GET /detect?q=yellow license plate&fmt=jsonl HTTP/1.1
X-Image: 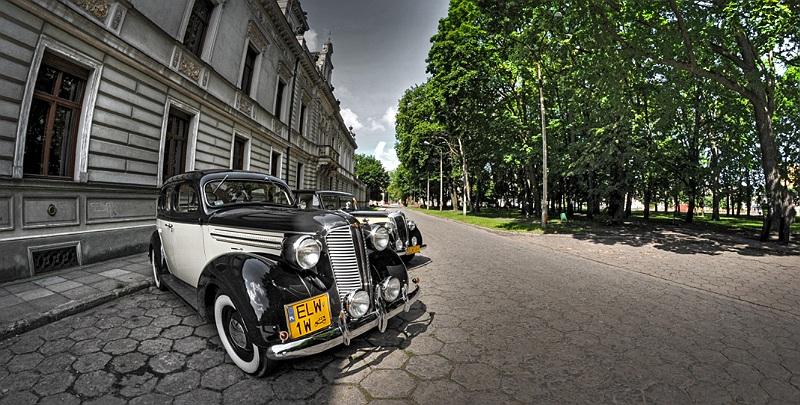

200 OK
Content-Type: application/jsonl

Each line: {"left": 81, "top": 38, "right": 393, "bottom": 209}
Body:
{"left": 284, "top": 293, "right": 331, "bottom": 339}
{"left": 406, "top": 245, "right": 421, "bottom": 254}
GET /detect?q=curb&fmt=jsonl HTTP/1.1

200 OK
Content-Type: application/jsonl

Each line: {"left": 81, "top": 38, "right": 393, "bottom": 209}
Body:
{"left": 0, "top": 279, "right": 154, "bottom": 340}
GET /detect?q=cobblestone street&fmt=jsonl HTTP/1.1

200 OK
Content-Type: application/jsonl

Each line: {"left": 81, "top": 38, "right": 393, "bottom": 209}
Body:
{"left": 1, "top": 210, "right": 799, "bottom": 404}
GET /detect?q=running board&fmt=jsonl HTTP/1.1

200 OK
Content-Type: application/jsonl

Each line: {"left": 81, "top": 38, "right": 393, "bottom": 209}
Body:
{"left": 161, "top": 274, "right": 200, "bottom": 311}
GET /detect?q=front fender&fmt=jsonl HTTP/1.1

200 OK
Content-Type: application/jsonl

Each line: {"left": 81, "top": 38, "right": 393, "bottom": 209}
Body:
{"left": 409, "top": 228, "right": 423, "bottom": 247}
{"left": 368, "top": 248, "right": 409, "bottom": 286}
{"left": 197, "top": 253, "right": 330, "bottom": 346}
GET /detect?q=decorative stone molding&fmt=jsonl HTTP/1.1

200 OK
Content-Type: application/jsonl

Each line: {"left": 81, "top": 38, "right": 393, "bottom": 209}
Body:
{"left": 236, "top": 93, "right": 254, "bottom": 118}
{"left": 108, "top": 3, "right": 126, "bottom": 33}
{"left": 169, "top": 47, "right": 207, "bottom": 87}
{"left": 179, "top": 57, "right": 202, "bottom": 82}
{"left": 247, "top": 21, "right": 269, "bottom": 52}
{"left": 71, "top": 0, "right": 111, "bottom": 20}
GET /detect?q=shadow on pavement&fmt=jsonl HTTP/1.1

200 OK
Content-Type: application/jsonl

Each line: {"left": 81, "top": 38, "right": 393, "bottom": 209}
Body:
{"left": 571, "top": 225, "right": 799, "bottom": 257}
{"left": 405, "top": 255, "right": 432, "bottom": 270}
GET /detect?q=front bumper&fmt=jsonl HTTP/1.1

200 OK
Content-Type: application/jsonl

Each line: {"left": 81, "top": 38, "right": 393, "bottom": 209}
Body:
{"left": 265, "top": 283, "right": 421, "bottom": 360}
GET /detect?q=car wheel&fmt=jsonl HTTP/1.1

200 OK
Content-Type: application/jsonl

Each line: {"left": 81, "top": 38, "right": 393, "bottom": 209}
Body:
{"left": 401, "top": 254, "right": 415, "bottom": 264}
{"left": 150, "top": 249, "right": 167, "bottom": 291}
{"left": 214, "top": 293, "right": 271, "bottom": 376}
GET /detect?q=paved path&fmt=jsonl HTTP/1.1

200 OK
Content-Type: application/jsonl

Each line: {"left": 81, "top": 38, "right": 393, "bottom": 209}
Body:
{"left": 0, "top": 255, "right": 152, "bottom": 337}
{"left": 1, "top": 211, "right": 799, "bottom": 404}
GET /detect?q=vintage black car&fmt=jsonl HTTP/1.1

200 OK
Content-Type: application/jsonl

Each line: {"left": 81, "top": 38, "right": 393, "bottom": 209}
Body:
{"left": 294, "top": 190, "right": 423, "bottom": 263}
{"left": 150, "top": 170, "right": 420, "bottom": 375}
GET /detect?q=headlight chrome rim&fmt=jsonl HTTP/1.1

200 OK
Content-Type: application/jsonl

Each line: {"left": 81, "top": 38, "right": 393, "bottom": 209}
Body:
{"left": 379, "top": 277, "right": 402, "bottom": 302}
{"left": 370, "top": 225, "right": 390, "bottom": 251}
{"left": 346, "top": 290, "right": 370, "bottom": 318}
{"left": 407, "top": 220, "right": 416, "bottom": 231}
{"left": 293, "top": 236, "right": 321, "bottom": 270}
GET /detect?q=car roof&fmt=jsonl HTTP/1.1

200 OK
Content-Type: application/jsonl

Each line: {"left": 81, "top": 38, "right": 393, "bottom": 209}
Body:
{"left": 315, "top": 190, "right": 354, "bottom": 196}
{"left": 163, "top": 170, "right": 286, "bottom": 187}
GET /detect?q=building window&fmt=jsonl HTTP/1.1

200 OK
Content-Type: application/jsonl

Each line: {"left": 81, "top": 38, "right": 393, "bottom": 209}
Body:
{"left": 275, "top": 79, "right": 286, "bottom": 121}
{"left": 240, "top": 45, "right": 258, "bottom": 95}
{"left": 296, "top": 162, "right": 304, "bottom": 189}
{"left": 183, "top": 0, "right": 214, "bottom": 58}
{"left": 23, "top": 54, "right": 88, "bottom": 177}
{"left": 270, "top": 150, "right": 282, "bottom": 178}
{"left": 162, "top": 109, "right": 191, "bottom": 182}
{"left": 298, "top": 103, "right": 307, "bottom": 135}
{"left": 232, "top": 136, "right": 248, "bottom": 170}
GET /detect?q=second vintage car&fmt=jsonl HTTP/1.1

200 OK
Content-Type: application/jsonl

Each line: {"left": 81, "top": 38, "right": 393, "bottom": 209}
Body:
{"left": 150, "top": 170, "right": 420, "bottom": 375}
{"left": 294, "top": 190, "right": 424, "bottom": 263}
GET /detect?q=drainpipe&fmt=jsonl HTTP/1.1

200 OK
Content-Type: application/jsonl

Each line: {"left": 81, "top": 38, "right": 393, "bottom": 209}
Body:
{"left": 285, "top": 56, "right": 300, "bottom": 184}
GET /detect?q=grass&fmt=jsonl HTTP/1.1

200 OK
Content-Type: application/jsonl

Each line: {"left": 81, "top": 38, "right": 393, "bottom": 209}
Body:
{"left": 409, "top": 207, "right": 799, "bottom": 237}
{"left": 408, "top": 207, "right": 589, "bottom": 234}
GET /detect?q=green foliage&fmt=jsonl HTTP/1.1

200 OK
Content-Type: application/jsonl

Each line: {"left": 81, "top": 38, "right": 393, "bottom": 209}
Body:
{"left": 393, "top": 0, "right": 799, "bottom": 235}
{"left": 354, "top": 154, "right": 389, "bottom": 201}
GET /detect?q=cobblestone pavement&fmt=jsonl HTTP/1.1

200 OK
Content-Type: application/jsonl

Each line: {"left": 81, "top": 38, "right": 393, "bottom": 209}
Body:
{"left": 1, "top": 211, "right": 799, "bottom": 404}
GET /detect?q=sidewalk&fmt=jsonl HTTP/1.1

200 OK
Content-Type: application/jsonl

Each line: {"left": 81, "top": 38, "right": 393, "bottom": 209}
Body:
{"left": 0, "top": 253, "right": 153, "bottom": 339}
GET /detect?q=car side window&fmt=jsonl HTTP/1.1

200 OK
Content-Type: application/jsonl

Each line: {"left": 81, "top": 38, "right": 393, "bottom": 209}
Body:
{"left": 176, "top": 183, "right": 198, "bottom": 213}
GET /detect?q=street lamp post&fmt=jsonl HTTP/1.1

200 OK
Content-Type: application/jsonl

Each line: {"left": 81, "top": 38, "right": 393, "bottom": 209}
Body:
{"left": 538, "top": 63, "right": 548, "bottom": 227}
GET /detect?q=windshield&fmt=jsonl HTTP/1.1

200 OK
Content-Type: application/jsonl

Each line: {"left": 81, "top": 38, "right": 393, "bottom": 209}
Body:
{"left": 204, "top": 179, "right": 293, "bottom": 208}
{"left": 320, "top": 194, "right": 358, "bottom": 211}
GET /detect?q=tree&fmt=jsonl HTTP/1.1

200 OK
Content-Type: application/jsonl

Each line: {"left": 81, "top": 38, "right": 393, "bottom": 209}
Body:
{"left": 354, "top": 154, "right": 389, "bottom": 201}
{"left": 590, "top": 0, "right": 799, "bottom": 240}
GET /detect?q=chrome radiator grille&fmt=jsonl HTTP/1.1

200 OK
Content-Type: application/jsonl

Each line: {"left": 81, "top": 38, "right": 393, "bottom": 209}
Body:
{"left": 392, "top": 215, "right": 408, "bottom": 244}
{"left": 325, "top": 225, "right": 364, "bottom": 300}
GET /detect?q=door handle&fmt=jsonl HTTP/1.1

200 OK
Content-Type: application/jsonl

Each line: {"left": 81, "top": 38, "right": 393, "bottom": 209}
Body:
{"left": 164, "top": 223, "right": 174, "bottom": 229}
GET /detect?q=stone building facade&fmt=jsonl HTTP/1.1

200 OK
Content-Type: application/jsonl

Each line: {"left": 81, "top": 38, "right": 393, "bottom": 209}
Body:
{"left": 0, "top": 0, "right": 366, "bottom": 282}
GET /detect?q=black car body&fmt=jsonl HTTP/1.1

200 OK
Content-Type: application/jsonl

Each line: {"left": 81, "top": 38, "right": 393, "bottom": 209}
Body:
{"left": 150, "top": 171, "right": 420, "bottom": 375}
{"left": 294, "top": 190, "right": 424, "bottom": 262}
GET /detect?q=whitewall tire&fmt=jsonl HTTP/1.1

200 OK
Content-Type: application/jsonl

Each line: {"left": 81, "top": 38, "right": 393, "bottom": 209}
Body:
{"left": 214, "top": 293, "right": 269, "bottom": 375}
{"left": 151, "top": 250, "right": 167, "bottom": 291}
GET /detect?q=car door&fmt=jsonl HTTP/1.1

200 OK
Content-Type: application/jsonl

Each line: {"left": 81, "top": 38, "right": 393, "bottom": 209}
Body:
{"left": 170, "top": 182, "right": 207, "bottom": 287}
{"left": 157, "top": 185, "right": 179, "bottom": 274}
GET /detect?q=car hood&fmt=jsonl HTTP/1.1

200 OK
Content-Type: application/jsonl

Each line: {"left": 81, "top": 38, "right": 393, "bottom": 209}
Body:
{"left": 206, "top": 206, "right": 355, "bottom": 234}
{"left": 349, "top": 210, "right": 389, "bottom": 218}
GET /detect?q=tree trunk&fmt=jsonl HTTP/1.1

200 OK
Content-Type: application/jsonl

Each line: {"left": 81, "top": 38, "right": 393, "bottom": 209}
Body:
{"left": 674, "top": 194, "right": 680, "bottom": 216}
{"left": 686, "top": 190, "right": 696, "bottom": 223}
{"left": 751, "top": 96, "right": 793, "bottom": 243}
{"left": 726, "top": 193, "right": 731, "bottom": 216}
{"left": 625, "top": 192, "right": 633, "bottom": 218}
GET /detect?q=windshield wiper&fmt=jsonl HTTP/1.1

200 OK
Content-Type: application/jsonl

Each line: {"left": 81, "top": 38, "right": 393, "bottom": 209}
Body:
{"left": 212, "top": 175, "right": 228, "bottom": 194}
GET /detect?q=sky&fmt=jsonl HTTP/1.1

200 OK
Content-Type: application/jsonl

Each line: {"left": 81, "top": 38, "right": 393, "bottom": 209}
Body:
{"left": 302, "top": 0, "right": 450, "bottom": 171}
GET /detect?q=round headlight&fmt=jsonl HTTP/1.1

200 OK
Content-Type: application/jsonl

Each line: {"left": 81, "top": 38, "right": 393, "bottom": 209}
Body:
{"left": 346, "top": 290, "right": 370, "bottom": 318}
{"left": 294, "top": 236, "right": 321, "bottom": 269}
{"left": 407, "top": 220, "right": 416, "bottom": 231}
{"left": 395, "top": 239, "right": 403, "bottom": 251}
{"left": 380, "top": 277, "right": 401, "bottom": 302}
{"left": 411, "top": 236, "right": 418, "bottom": 246}
{"left": 370, "top": 226, "right": 390, "bottom": 251}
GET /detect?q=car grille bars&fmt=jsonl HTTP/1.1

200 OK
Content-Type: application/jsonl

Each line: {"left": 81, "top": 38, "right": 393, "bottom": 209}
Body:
{"left": 325, "top": 225, "right": 365, "bottom": 300}
{"left": 392, "top": 215, "right": 408, "bottom": 245}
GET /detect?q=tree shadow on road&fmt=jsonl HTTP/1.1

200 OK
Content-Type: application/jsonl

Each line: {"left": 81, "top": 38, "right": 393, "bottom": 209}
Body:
{"left": 570, "top": 224, "right": 799, "bottom": 257}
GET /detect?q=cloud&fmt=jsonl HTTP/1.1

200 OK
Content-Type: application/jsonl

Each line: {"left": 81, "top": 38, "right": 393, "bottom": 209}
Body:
{"left": 374, "top": 141, "right": 400, "bottom": 171}
{"left": 382, "top": 105, "right": 398, "bottom": 129}
{"left": 304, "top": 29, "right": 318, "bottom": 51}
{"left": 339, "top": 108, "right": 363, "bottom": 131}
{"left": 367, "top": 118, "right": 386, "bottom": 132}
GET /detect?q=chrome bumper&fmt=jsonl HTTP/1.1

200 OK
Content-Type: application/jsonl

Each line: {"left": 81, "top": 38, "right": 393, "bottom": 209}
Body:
{"left": 265, "top": 283, "right": 421, "bottom": 360}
